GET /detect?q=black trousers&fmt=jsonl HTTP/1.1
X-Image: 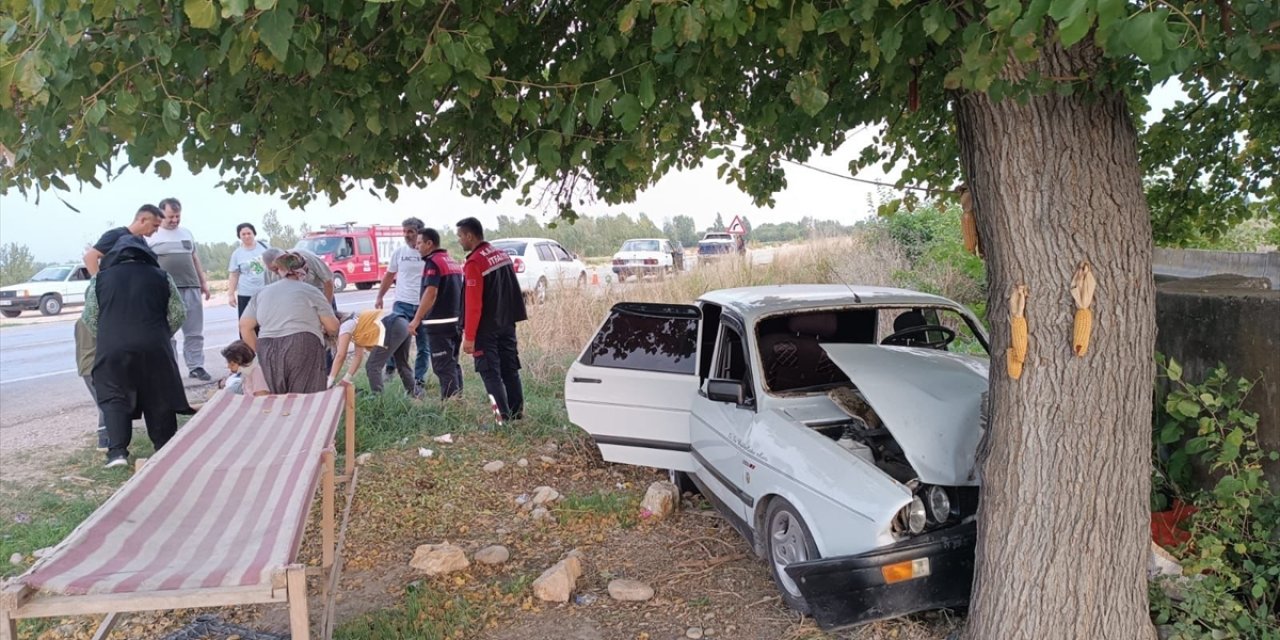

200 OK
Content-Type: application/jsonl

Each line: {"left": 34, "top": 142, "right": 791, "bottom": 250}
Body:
{"left": 473, "top": 326, "right": 522, "bottom": 420}
{"left": 104, "top": 401, "right": 177, "bottom": 459}
{"left": 428, "top": 330, "right": 464, "bottom": 400}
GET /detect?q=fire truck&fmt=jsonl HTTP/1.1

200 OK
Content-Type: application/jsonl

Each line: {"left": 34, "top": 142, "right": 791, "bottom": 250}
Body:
{"left": 295, "top": 223, "right": 404, "bottom": 291}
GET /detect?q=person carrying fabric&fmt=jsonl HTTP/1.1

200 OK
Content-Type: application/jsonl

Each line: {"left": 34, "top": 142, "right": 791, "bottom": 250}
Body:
{"left": 82, "top": 236, "right": 192, "bottom": 467}
{"left": 238, "top": 252, "right": 339, "bottom": 394}
{"left": 456, "top": 217, "right": 528, "bottom": 421}
{"left": 408, "top": 228, "right": 464, "bottom": 400}
{"left": 328, "top": 310, "right": 417, "bottom": 396}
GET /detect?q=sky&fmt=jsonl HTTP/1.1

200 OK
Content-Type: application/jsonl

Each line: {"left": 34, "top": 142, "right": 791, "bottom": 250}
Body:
{"left": 0, "top": 86, "right": 1186, "bottom": 264}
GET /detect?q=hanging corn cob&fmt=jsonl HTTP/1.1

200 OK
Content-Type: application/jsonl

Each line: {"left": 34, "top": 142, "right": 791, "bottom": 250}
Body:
{"left": 1070, "top": 262, "right": 1096, "bottom": 356}
{"left": 1008, "top": 284, "right": 1029, "bottom": 373}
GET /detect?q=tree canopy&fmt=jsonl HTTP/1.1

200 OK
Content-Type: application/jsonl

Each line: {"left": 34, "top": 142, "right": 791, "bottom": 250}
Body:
{"left": 1, "top": 0, "right": 1275, "bottom": 241}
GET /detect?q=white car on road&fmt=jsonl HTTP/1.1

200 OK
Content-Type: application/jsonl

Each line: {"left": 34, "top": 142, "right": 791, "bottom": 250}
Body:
{"left": 611, "top": 238, "right": 680, "bottom": 280}
{"left": 0, "top": 265, "right": 92, "bottom": 317}
{"left": 565, "top": 284, "right": 990, "bottom": 628}
{"left": 490, "top": 238, "right": 588, "bottom": 303}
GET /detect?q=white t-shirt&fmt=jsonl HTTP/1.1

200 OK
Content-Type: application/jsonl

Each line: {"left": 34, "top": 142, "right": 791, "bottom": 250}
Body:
{"left": 387, "top": 245, "right": 424, "bottom": 305}
{"left": 147, "top": 227, "right": 201, "bottom": 288}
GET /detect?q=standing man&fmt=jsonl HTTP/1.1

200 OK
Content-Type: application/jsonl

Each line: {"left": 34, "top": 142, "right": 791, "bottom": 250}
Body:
{"left": 456, "top": 217, "right": 528, "bottom": 421}
{"left": 149, "top": 197, "right": 212, "bottom": 381}
{"left": 375, "top": 217, "right": 430, "bottom": 390}
{"left": 408, "top": 228, "right": 464, "bottom": 400}
{"left": 83, "top": 205, "right": 164, "bottom": 275}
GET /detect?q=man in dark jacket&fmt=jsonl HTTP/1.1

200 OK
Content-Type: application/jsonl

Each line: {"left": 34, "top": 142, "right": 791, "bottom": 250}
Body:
{"left": 456, "top": 217, "right": 528, "bottom": 420}
{"left": 409, "top": 228, "right": 465, "bottom": 400}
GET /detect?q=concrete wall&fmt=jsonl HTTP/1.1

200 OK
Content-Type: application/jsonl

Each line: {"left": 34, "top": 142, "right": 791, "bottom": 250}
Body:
{"left": 1155, "top": 275, "right": 1280, "bottom": 486}
{"left": 1154, "top": 248, "right": 1280, "bottom": 288}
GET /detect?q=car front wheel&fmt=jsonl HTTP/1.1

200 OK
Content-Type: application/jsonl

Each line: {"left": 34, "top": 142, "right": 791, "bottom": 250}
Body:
{"left": 764, "top": 497, "right": 819, "bottom": 614}
{"left": 39, "top": 294, "right": 63, "bottom": 316}
{"left": 1, "top": 309, "right": 20, "bottom": 318}
{"left": 533, "top": 277, "right": 548, "bottom": 304}
{"left": 333, "top": 272, "right": 347, "bottom": 293}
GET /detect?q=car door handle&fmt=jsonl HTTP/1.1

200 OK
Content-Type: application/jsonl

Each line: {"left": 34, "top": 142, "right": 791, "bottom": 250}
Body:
{"left": 572, "top": 377, "right": 602, "bottom": 384}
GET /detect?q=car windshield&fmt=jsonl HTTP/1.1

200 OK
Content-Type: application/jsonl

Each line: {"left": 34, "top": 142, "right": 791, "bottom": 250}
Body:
{"left": 30, "top": 267, "right": 71, "bottom": 282}
{"left": 297, "top": 237, "right": 343, "bottom": 256}
{"left": 492, "top": 241, "right": 527, "bottom": 256}
{"left": 756, "top": 306, "right": 988, "bottom": 394}
{"left": 621, "top": 240, "right": 661, "bottom": 252}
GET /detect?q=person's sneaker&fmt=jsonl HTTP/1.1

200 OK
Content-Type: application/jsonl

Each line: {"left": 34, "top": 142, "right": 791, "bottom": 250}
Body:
{"left": 189, "top": 367, "right": 212, "bottom": 381}
{"left": 104, "top": 455, "right": 128, "bottom": 468}
{"left": 96, "top": 428, "right": 108, "bottom": 451}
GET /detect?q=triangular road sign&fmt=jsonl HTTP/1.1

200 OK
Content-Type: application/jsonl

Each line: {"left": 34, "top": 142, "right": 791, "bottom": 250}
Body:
{"left": 727, "top": 215, "right": 746, "bottom": 235}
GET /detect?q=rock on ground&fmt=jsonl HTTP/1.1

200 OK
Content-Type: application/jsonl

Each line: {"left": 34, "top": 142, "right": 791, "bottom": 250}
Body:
{"left": 484, "top": 460, "right": 506, "bottom": 473}
{"left": 640, "top": 481, "right": 680, "bottom": 521}
{"left": 517, "top": 458, "right": 529, "bottom": 467}
{"left": 1148, "top": 541, "right": 1181, "bottom": 579}
{"left": 607, "top": 578, "right": 654, "bottom": 602}
{"left": 475, "top": 545, "right": 511, "bottom": 565}
{"left": 531, "top": 486, "right": 561, "bottom": 506}
{"left": 355, "top": 452, "right": 373, "bottom": 465}
{"left": 686, "top": 627, "right": 704, "bottom": 639}
{"left": 8, "top": 552, "right": 23, "bottom": 565}
{"left": 532, "top": 552, "right": 584, "bottom": 602}
{"left": 530, "top": 507, "right": 554, "bottom": 522}
{"left": 409, "top": 543, "right": 470, "bottom": 576}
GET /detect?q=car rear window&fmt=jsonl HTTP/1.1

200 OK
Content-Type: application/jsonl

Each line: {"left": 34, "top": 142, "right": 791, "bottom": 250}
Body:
{"left": 580, "top": 304, "right": 699, "bottom": 375}
{"left": 621, "top": 240, "right": 661, "bottom": 252}
{"left": 492, "top": 241, "right": 526, "bottom": 256}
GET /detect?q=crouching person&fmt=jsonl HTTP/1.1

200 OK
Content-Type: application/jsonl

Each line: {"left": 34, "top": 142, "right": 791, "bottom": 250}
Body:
{"left": 329, "top": 310, "right": 418, "bottom": 396}
{"left": 409, "top": 228, "right": 465, "bottom": 400}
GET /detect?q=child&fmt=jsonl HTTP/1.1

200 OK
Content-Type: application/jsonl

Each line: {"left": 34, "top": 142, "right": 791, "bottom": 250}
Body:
{"left": 221, "top": 340, "right": 268, "bottom": 396}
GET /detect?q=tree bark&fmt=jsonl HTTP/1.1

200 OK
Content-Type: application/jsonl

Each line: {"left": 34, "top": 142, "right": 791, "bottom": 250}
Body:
{"left": 956, "top": 41, "right": 1157, "bottom": 640}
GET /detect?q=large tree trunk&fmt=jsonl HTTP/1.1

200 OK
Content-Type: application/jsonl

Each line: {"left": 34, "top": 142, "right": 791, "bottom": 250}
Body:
{"left": 955, "top": 41, "right": 1157, "bottom": 640}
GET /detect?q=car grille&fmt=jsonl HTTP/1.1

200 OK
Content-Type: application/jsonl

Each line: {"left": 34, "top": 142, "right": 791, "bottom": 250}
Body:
{"left": 0, "top": 291, "right": 15, "bottom": 298}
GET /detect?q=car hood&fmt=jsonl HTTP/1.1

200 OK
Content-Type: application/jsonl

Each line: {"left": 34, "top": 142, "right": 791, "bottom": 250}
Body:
{"left": 820, "top": 344, "right": 988, "bottom": 486}
{"left": 0, "top": 282, "right": 37, "bottom": 292}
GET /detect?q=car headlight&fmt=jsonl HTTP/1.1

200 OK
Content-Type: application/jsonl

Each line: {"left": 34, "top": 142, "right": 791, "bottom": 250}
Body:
{"left": 925, "top": 486, "right": 952, "bottom": 523}
{"left": 904, "top": 496, "right": 927, "bottom": 534}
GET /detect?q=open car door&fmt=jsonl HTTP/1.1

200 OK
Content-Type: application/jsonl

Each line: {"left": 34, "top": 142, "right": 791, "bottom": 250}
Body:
{"left": 565, "top": 302, "right": 701, "bottom": 472}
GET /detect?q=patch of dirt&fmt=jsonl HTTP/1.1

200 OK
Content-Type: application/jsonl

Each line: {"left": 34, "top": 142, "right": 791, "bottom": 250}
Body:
{"left": 26, "top": 433, "right": 962, "bottom": 640}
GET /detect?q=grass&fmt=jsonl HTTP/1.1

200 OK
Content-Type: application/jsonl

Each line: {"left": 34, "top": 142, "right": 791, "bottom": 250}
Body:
{"left": 559, "top": 490, "right": 641, "bottom": 529}
{"left": 334, "top": 582, "right": 481, "bottom": 640}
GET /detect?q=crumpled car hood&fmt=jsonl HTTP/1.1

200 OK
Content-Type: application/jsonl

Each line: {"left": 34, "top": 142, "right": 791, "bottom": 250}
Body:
{"left": 820, "top": 344, "right": 988, "bottom": 486}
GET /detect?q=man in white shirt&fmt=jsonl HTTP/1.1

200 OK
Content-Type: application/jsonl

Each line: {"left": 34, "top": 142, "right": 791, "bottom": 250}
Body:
{"left": 148, "top": 198, "right": 212, "bottom": 381}
{"left": 375, "top": 217, "right": 429, "bottom": 387}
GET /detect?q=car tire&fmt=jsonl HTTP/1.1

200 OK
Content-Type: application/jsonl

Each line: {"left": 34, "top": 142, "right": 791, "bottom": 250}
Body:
{"left": 764, "top": 497, "right": 819, "bottom": 614}
{"left": 39, "top": 294, "right": 63, "bottom": 316}
{"left": 332, "top": 272, "right": 347, "bottom": 293}
{"left": 578, "top": 272, "right": 587, "bottom": 288}
{"left": 355, "top": 282, "right": 374, "bottom": 290}
{"left": 1, "top": 309, "right": 20, "bottom": 318}
{"left": 667, "top": 469, "right": 699, "bottom": 496}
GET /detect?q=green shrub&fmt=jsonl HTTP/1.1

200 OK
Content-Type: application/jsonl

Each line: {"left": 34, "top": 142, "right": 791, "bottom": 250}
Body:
{"left": 1150, "top": 357, "right": 1280, "bottom": 639}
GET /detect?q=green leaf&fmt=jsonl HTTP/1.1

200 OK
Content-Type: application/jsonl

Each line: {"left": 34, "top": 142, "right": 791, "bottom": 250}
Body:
{"left": 638, "top": 68, "right": 655, "bottom": 109}
{"left": 586, "top": 93, "right": 605, "bottom": 127}
{"left": 304, "top": 48, "right": 324, "bottom": 77}
{"left": 254, "top": 0, "right": 276, "bottom": 9}
{"left": 92, "top": 0, "right": 115, "bottom": 20}
{"left": 1095, "top": 0, "right": 1125, "bottom": 31}
{"left": 618, "top": 1, "right": 638, "bottom": 34}
{"left": 1167, "top": 359, "right": 1183, "bottom": 381}
{"left": 1122, "top": 11, "right": 1166, "bottom": 64}
{"left": 816, "top": 9, "right": 849, "bottom": 35}
{"left": 537, "top": 132, "right": 561, "bottom": 170}
{"left": 184, "top": 0, "right": 218, "bottom": 29}
{"left": 880, "top": 25, "right": 903, "bottom": 63}
{"left": 1048, "top": 0, "right": 1088, "bottom": 22}
{"left": 612, "top": 94, "right": 642, "bottom": 132}
{"left": 1057, "top": 8, "right": 1094, "bottom": 47}
{"left": 258, "top": 4, "right": 297, "bottom": 61}
{"left": 366, "top": 112, "right": 382, "bottom": 135}
{"left": 221, "top": 0, "right": 249, "bottom": 18}
{"left": 85, "top": 99, "right": 108, "bottom": 126}
{"left": 155, "top": 159, "right": 172, "bottom": 178}
{"left": 652, "top": 24, "right": 674, "bottom": 50}
{"left": 1175, "top": 399, "right": 1201, "bottom": 419}
{"left": 493, "top": 96, "right": 518, "bottom": 125}
{"left": 196, "top": 111, "right": 214, "bottom": 139}
{"left": 49, "top": 175, "right": 69, "bottom": 191}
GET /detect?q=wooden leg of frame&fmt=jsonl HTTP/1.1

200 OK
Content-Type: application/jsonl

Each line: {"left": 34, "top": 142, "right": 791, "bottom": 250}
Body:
{"left": 1, "top": 611, "right": 16, "bottom": 640}
{"left": 286, "top": 565, "right": 309, "bottom": 640}
{"left": 321, "top": 450, "right": 336, "bottom": 582}
{"left": 344, "top": 384, "right": 356, "bottom": 478}
{"left": 90, "top": 612, "right": 122, "bottom": 640}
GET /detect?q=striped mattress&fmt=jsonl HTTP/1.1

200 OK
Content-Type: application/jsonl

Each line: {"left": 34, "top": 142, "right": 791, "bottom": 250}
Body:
{"left": 20, "top": 386, "right": 346, "bottom": 595}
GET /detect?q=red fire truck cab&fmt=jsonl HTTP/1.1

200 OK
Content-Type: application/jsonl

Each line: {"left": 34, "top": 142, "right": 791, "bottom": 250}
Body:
{"left": 296, "top": 223, "right": 404, "bottom": 292}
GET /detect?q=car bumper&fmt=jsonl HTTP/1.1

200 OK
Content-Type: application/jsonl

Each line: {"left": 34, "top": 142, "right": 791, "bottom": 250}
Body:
{"left": 0, "top": 297, "right": 40, "bottom": 310}
{"left": 784, "top": 520, "right": 976, "bottom": 629}
{"left": 612, "top": 266, "right": 664, "bottom": 276}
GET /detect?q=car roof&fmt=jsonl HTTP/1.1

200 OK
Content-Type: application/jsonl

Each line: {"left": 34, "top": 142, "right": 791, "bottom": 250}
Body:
{"left": 699, "top": 284, "right": 963, "bottom": 322}
{"left": 492, "top": 237, "right": 558, "bottom": 244}
{"left": 621, "top": 238, "right": 667, "bottom": 243}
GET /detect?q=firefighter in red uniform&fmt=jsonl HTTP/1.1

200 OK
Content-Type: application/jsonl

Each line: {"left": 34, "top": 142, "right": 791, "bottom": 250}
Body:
{"left": 408, "top": 228, "right": 465, "bottom": 400}
{"left": 456, "top": 217, "right": 528, "bottom": 420}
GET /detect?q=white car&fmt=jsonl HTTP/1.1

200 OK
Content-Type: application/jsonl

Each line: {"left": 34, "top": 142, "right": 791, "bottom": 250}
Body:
{"left": 565, "top": 284, "right": 990, "bottom": 628}
{"left": 490, "top": 237, "right": 588, "bottom": 303}
{"left": 0, "top": 264, "right": 92, "bottom": 317}
{"left": 611, "top": 238, "right": 680, "bottom": 280}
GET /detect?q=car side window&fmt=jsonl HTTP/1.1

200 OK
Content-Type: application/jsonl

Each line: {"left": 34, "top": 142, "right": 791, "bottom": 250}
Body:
{"left": 551, "top": 244, "right": 573, "bottom": 261}
{"left": 357, "top": 237, "right": 374, "bottom": 255}
{"left": 536, "top": 244, "right": 555, "bottom": 262}
{"left": 71, "top": 268, "right": 89, "bottom": 281}
{"left": 580, "top": 304, "right": 699, "bottom": 374}
{"left": 712, "top": 325, "right": 753, "bottom": 404}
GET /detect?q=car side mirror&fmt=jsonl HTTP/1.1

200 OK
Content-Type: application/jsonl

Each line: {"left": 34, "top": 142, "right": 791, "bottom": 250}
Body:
{"left": 706, "top": 379, "right": 746, "bottom": 405}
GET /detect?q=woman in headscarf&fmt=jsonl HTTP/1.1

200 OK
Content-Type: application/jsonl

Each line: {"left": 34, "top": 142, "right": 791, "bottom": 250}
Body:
{"left": 328, "top": 310, "right": 418, "bottom": 396}
{"left": 82, "top": 235, "right": 192, "bottom": 467}
{"left": 238, "top": 251, "right": 339, "bottom": 394}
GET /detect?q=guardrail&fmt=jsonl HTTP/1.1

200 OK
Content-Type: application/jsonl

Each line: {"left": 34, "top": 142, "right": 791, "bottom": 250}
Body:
{"left": 1153, "top": 248, "right": 1279, "bottom": 289}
